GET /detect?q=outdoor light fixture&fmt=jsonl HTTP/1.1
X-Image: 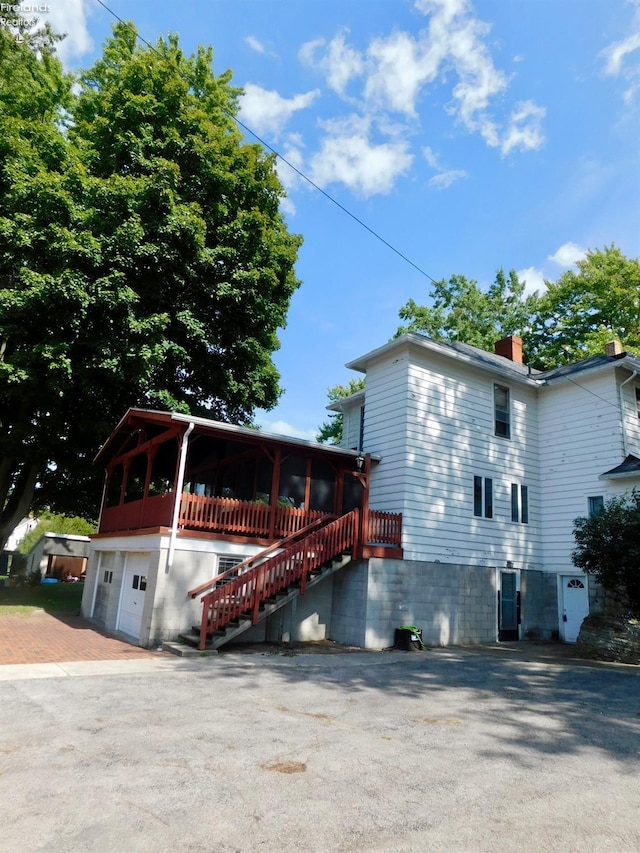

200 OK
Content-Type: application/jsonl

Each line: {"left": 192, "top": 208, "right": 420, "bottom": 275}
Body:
{"left": 355, "top": 453, "right": 365, "bottom": 471}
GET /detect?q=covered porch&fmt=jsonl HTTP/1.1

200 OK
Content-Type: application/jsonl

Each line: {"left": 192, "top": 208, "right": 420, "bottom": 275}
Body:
{"left": 94, "top": 409, "right": 402, "bottom": 556}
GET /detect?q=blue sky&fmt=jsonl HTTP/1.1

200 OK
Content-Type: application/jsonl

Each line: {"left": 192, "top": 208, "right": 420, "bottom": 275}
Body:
{"left": 39, "top": 0, "right": 640, "bottom": 438}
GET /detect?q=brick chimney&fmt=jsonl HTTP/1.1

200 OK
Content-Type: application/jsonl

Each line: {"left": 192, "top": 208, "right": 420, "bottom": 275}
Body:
{"left": 605, "top": 340, "right": 623, "bottom": 357}
{"left": 494, "top": 335, "right": 523, "bottom": 364}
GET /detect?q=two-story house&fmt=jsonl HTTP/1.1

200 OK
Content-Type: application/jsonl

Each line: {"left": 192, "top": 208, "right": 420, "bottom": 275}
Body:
{"left": 80, "top": 333, "right": 640, "bottom": 650}
{"left": 332, "top": 334, "right": 640, "bottom": 646}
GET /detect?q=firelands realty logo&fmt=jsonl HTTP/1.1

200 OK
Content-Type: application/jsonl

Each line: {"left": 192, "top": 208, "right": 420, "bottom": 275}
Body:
{"left": 1, "top": 4, "right": 51, "bottom": 33}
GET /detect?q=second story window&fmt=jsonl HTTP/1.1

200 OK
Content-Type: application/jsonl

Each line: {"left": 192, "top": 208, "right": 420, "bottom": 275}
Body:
{"left": 588, "top": 495, "right": 604, "bottom": 516}
{"left": 494, "top": 384, "right": 510, "bottom": 438}
{"left": 474, "top": 476, "right": 493, "bottom": 519}
{"left": 635, "top": 388, "right": 640, "bottom": 419}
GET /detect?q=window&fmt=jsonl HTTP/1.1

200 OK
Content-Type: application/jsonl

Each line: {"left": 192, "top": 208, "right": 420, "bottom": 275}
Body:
{"left": 358, "top": 405, "right": 365, "bottom": 451}
{"left": 103, "top": 570, "right": 113, "bottom": 584}
{"left": 511, "top": 484, "right": 529, "bottom": 524}
{"left": 636, "top": 388, "right": 640, "bottom": 419}
{"left": 474, "top": 476, "right": 493, "bottom": 518}
{"left": 588, "top": 495, "right": 604, "bottom": 516}
{"left": 494, "top": 384, "right": 510, "bottom": 438}
{"left": 218, "top": 555, "right": 248, "bottom": 574}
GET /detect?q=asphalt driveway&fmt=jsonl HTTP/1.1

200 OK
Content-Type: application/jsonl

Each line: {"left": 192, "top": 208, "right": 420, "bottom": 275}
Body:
{"left": 1, "top": 645, "right": 639, "bottom": 852}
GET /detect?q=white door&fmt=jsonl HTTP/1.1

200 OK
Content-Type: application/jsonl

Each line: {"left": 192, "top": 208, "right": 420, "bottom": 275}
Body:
{"left": 561, "top": 576, "right": 589, "bottom": 643}
{"left": 117, "top": 554, "right": 149, "bottom": 639}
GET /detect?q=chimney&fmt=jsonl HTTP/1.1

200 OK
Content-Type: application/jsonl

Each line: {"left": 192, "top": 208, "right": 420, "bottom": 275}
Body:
{"left": 494, "top": 335, "right": 523, "bottom": 364}
{"left": 605, "top": 340, "right": 623, "bottom": 357}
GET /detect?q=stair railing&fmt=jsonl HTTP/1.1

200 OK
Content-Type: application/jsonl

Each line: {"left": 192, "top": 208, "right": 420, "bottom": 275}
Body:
{"left": 197, "top": 508, "right": 360, "bottom": 650}
{"left": 187, "top": 515, "right": 333, "bottom": 600}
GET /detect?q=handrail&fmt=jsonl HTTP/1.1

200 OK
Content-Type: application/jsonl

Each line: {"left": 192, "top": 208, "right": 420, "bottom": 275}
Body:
{"left": 197, "top": 508, "right": 360, "bottom": 650}
{"left": 186, "top": 514, "right": 335, "bottom": 599}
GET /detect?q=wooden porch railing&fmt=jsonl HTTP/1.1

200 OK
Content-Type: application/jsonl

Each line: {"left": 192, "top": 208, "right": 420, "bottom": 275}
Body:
{"left": 179, "top": 494, "right": 328, "bottom": 539}
{"left": 198, "top": 508, "right": 360, "bottom": 650}
{"left": 367, "top": 510, "right": 402, "bottom": 546}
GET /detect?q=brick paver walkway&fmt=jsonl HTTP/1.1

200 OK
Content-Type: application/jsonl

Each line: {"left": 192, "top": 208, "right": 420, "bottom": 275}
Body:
{"left": 0, "top": 610, "right": 156, "bottom": 665}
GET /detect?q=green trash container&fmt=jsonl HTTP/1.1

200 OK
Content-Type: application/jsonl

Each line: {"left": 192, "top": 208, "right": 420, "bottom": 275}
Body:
{"left": 394, "top": 625, "right": 424, "bottom": 650}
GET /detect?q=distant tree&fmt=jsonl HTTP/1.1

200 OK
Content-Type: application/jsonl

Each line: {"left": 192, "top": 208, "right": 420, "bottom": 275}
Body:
{"left": 397, "top": 268, "right": 538, "bottom": 351}
{"left": 317, "top": 379, "right": 366, "bottom": 445}
{"left": 17, "top": 513, "right": 96, "bottom": 556}
{"left": 572, "top": 491, "right": 640, "bottom": 616}
{"left": 0, "top": 22, "right": 302, "bottom": 549}
{"left": 526, "top": 246, "right": 640, "bottom": 367}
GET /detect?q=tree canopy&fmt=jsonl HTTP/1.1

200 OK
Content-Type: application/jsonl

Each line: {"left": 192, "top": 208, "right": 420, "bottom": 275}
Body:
{"left": 396, "top": 247, "right": 640, "bottom": 368}
{"left": 573, "top": 491, "right": 640, "bottom": 616}
{"left": 0, "top": 22, "right": 302, "bottom": 548}
{"left": 16, "top": 513, "right": 96, "bottom": 556}
{"left": 397, "top": 268, "right": 538, "bottom": 352}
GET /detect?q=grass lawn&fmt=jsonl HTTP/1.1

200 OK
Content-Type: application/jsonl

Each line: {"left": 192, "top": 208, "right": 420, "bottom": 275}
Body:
{"left": 0, "top": 582, "right": 84, "bottom": 616}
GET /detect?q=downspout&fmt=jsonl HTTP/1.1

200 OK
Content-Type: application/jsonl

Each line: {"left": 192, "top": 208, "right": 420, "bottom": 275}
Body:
{"left": 619, "top": 370, "right": 638, "bottom": 457}
{"left": 167, "top": 421, "right": 195, "bottom": 569}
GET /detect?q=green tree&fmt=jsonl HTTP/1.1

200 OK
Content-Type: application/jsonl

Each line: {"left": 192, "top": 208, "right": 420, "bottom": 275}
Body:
{"left": 525, "top": 246, "right": 640, "bottom": 367}
{"left": 572, "top": 491, "right": 640, "bottom": 616}
{"left": 17, "top": 513, "right": 96, "bottom": 556}
{"left": 317, "top": 379, "right": 365, "bottom": 445}
{"left": 0, "top": 23, "right": 302, "bottom": 549}
{"left": 397, "top": 268, "right": 538, "bottom": 351}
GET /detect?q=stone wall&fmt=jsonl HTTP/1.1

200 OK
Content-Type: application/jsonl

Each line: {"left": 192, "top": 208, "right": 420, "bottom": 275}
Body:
{"left": 576, "top": 615, "right": 640, "bottom": 664}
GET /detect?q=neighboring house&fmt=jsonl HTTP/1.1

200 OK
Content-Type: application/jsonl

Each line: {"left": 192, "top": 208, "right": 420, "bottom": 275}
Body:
{"left": 27, "top": 533, "right": 91, "bottom": 581}
{"left": 0, "top": 517, "right": 39, "bottom": 575}
{"left": 80, "top": 334, "right": 640, "bottom": 650}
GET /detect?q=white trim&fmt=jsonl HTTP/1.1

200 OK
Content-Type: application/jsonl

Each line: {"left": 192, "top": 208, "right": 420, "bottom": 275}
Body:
{"left": 89, "top": 551, "right": 102, "bottom": 618}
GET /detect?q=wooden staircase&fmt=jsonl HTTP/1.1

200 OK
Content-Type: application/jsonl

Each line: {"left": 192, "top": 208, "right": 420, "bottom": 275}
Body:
{"left": 180, "top": 508, "right": 360, "bottom": 652}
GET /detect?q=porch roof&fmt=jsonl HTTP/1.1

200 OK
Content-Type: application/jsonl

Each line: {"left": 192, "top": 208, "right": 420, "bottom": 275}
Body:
{"left": 95, "top": 408, "right": 379, "bottom": 467}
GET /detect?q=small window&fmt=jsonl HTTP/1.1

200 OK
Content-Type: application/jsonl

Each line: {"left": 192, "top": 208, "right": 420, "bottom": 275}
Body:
{"left": 218, "top": 555, "right": 248, "bottom": 574}
{"left": 567, "top": 579, "right": 585, "bottom": 589}
{"left": 511, "top": 484, "right": 529, "bottom": 524}
{"left": 132, "top": 574, "right": 139, "bottom": 590}
{"left": 635, "top": 388, "right": 640, "bottom": 419}
{"left": 494, "top": 384, "right": 510, "bottom": 439}
{"left": 103, "top": 570, "right": 113, "bottom": 584}
{"left": 588, "top": 495, "right": 604, "bottom": 516}
{"left": 473, "top": 476, "right": 493, "bottom": 519}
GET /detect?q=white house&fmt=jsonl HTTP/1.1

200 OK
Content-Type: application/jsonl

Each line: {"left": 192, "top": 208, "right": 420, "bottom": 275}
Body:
{"left": 333, "top": 334, "right": 640, "bottom": 645}
{"left": 80, "top": 334, "right": 640, "bottom": 650}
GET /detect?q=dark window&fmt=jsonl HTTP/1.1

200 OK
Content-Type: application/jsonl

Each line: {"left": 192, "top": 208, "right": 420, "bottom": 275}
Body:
{"left": 474, "top": 476, "right": 493, "bottom": 518}
{"left": 511, "top": 484, "right": 519, "bottom": 522}
{"left": 511, "top": 483, "right": 529, "bottom": 524}
{"left": 521, "top": 485, "right": 529, "bottom": 524}
{"left": 494, "top": 384, "right": 511, "bottom": 438}
{"left": 588, "top": 495, "right": 604, "bottom": 516}
{"left": 636, "top": 388, "right": 640, "bottom": 419}
{"left": 358, "top": 405, "right": 365, "bottom": 451}
{"left": 473, "top": 476, "right": 483, "bottom": 517}
{"left": 132, "top": 575, "right": 139, "bottom": 590}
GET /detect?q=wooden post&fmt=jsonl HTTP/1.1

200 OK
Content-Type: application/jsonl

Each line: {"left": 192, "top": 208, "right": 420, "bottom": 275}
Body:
{"left": 303, "top": 458, "right": 312, "bottom": 511}
{"left": 268, "top": 448, "right": 281, "bottom": 539}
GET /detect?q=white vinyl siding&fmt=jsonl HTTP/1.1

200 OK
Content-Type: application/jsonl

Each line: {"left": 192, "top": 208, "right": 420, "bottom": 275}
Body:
{"left": 538, "top": 370, "right": 625, "bottom": 573}
{"left": 364, "top": 347, "right": 541, "bottom": 567}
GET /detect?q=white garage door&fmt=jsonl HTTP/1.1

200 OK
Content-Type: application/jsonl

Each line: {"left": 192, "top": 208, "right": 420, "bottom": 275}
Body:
{"left": 117, "top": 553, "right": 149, "bottom": 639}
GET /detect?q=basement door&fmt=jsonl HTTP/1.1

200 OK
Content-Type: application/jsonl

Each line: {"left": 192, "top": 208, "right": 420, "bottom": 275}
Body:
{"left": 498, "top": 571, "right": 520, "bottom": 641}
{"left": 561, "top": 576, "right": 589, "bottom": 643}
{"left": 117, "top": 553, "right": 149, "bottom": 640}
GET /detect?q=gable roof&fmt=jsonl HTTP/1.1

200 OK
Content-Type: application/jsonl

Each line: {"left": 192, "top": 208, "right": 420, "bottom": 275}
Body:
{"left": 346, "top": 333, "right": 640, "bottom": 388}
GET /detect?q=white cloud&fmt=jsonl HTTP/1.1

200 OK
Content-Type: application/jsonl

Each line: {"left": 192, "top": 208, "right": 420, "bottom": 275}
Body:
{"left": 246, "top": 36, "right": 267, "bottom": 55}
{"left": 548, "top": 242, "right": 587, "bottom": 267}
{"left": 517, "top": 267, "right": 546, "bottom": 296}
{"left": 601, "top": 1, "right": 640, "bottom": 101}
{"left": 303, "top": 0, "right": 545, "bottom": 156}
{"left": 259, "top": 420, "right": 318, "bottom": 441}
{"left": 300, "top": 32, "right": 364, "bottom": 97}
{"left": 499, "top": 100, "right": 546, "bottom": 156}
{"left": 428, "top": 169, "right": 467, "bottom": 189}
{"left": 38, "top": 0, "right": 93, "bottom": 64}
{"left": 422, "top": 147, "right": 467, "bottom": 188}
{"left": 238, "top": 84, "right": 320, "bottom": 138}
{"left": 310, "top": 117, "right": 413, "bottom": 197}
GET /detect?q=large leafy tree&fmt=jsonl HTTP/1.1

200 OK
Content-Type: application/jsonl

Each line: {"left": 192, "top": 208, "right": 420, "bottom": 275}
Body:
{"left": 397, "top": 268, "right": 538, "bottom": 351}
{"left": 573, "top": 491, "right": 640, "bottom": 616}
{"left": 0, "top": 22, "right": 302, "bottom": 549}
{"left": 525, "top": 246, "right": 640, "bottom": 367}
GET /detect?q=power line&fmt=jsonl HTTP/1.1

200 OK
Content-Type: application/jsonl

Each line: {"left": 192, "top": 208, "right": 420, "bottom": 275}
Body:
{"left": 90, "top": 0, "right": 437, "bottom": 283}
